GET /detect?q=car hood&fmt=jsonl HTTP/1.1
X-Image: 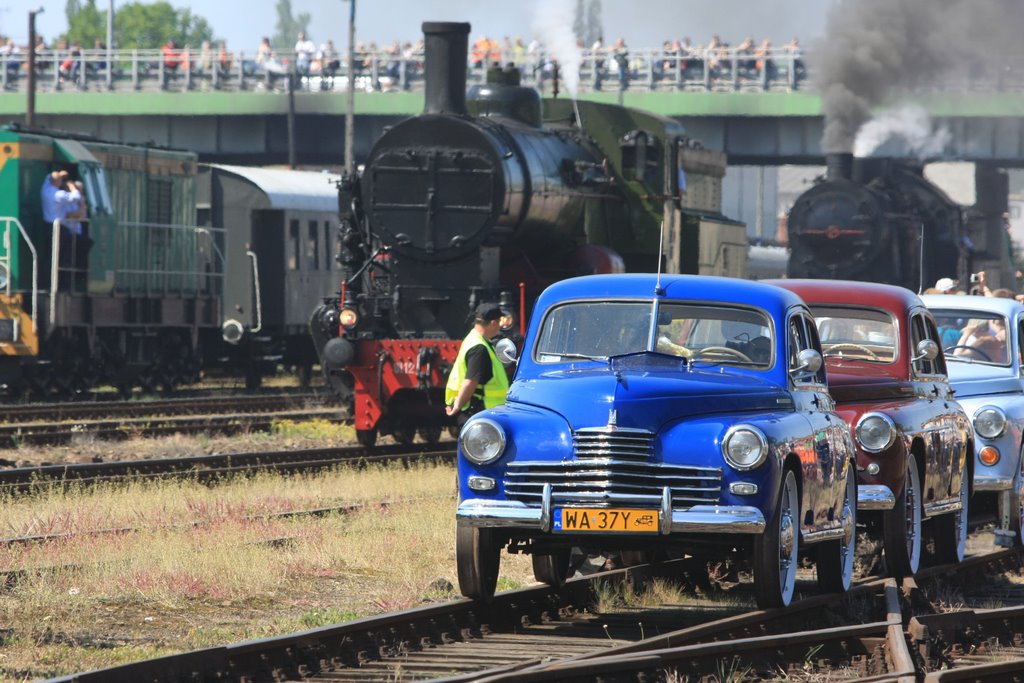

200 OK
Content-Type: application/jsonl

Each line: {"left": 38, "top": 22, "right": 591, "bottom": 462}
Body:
{"left": 826, "top": 372, "right": 916, "bottom": 403}
{"left": 945, "top": 362, "right": 1023, "bottom": 398}
{"left": 509, "top": 354, "right": 789, "bottom": 432}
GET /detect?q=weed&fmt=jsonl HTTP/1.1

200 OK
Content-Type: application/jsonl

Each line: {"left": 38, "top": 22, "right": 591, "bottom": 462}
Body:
{"left": 299, "top": 608, "right": 362, "bottom": 628}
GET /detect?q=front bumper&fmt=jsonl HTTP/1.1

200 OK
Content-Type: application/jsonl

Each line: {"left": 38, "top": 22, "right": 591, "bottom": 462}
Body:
{"left": 457, "top": 484, "right": 765, "bottom": 535}
{"left": 974, "top": 475, "right": 1014, "bottom": 492}
{"left": 857, "top": 484, "right": 896, "bottom": 511}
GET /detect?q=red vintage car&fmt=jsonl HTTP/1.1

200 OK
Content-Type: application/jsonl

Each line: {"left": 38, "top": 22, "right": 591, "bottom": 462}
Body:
{"left": 771, "top": 280, "right": 972, "bottom": 575}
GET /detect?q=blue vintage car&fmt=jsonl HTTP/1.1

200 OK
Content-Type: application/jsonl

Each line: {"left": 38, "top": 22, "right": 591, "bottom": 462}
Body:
{"left": 922, "top": 294, "right": 1024, "bottom": 546}
{"left": 456, "top": 274, "right": 857, "bottom": 607}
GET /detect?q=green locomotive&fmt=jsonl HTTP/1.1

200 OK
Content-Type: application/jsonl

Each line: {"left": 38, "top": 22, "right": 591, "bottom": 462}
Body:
{"left": 0, "top": 125, "right": 221, "bottom": 396}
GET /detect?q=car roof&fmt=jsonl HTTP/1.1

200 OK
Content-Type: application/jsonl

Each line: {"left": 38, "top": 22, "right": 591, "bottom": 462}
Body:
{"left": 766, "top": 279, "right": 924, "bottom": 314}
{"left": 920, "top": 294, "right": 1024, "bottom": 318}
{"left": 534, "top": 274, "right": 805, "bottom": 318}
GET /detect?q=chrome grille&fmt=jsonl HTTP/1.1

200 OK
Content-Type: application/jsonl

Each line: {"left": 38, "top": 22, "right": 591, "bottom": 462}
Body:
{"left": 505, "top": 428, "right": 722, "bottom": 508}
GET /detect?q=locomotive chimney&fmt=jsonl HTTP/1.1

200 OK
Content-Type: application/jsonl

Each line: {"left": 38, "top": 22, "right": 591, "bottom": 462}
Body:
{"left": 423, "top": 21, "right": 470, "bottom": 116}
{"left": 826, "top": 153, "right": 854, "bottom": 181}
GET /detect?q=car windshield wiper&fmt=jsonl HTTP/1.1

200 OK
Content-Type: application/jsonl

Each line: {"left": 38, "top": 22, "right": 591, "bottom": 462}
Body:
{"left": 548, "top": 352, "right": 608, "bottom": 362}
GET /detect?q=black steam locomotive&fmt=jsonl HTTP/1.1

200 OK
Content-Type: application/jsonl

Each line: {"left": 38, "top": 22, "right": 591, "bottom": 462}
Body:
{"left": 311, "top": 21, "right": 747, "bottom": 447}
{"left": 787, "top": 153, "right": 1012, "bottom": 291}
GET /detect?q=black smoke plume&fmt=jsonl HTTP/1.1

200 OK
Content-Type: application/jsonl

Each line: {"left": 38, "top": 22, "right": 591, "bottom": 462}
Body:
{"left": 816, "top": 0, "right": 1024, "bottom": 153}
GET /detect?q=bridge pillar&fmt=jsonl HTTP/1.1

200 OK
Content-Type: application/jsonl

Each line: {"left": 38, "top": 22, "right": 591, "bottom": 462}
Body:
{"left": 968, "top": 164, "right": 1013, "bottom": 289}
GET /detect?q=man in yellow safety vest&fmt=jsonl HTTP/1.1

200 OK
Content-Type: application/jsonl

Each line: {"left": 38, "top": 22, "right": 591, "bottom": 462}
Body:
{"left": 445, "top": 303, "right": 510, "bottom": 426}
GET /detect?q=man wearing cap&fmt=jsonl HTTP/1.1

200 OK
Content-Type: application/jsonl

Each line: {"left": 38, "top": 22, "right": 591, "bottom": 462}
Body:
{"left": 445, "top": 303, "right": 510, "bottom": 425}
{"left": 934, "top": 277, "right": 961, "bottom": 295}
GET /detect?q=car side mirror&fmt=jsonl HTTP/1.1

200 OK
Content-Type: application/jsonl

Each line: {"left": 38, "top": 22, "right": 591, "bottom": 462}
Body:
{"left": 495, "top": 338, "right": 518, "bottom": 365}
{"left": 791, "top": 348, "right": 822, "bottom": 378}
{"left": 913, "top": 339, "right": 939, "bottom": 363}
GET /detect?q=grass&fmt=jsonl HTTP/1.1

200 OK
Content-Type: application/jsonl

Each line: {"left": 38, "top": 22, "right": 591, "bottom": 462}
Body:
{"left": 0, "top": 461, "right": 535, "bottom": 680}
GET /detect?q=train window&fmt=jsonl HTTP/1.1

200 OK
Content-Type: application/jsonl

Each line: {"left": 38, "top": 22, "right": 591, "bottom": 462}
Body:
{"left": 80, "top": 164, "right": 112, "bottom": 215}
{"left": 307, "top": 220, "right": 319, "bottom": 270}
{"left": 147, "top": 178, "right": 173, "bottom": 225}
{"left": 288, "top": 219, "right": 300, "bottom": 270}
{"left": 323, "top": 222, "right": 332, "bottom": 270}
{"left": 620, "top": 130, "right": 661, "bottom": 186}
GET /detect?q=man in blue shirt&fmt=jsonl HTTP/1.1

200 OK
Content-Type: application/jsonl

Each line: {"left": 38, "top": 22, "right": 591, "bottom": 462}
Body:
{"left": 41, "top": 170, "right": 83, "bottom": 289}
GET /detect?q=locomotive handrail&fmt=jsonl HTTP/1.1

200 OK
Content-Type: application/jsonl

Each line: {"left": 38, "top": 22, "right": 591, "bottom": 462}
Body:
{"left": 0, "top": 217, "right": 38, "bottom": 340}
{"left": 246, "top": 250, "right": 263, "bottom": 335}
{"left": 49, "top": 218, "right": 60, "bottom": 330}
{"left": 117, "top": 222, "right": 226, "bottom": 297}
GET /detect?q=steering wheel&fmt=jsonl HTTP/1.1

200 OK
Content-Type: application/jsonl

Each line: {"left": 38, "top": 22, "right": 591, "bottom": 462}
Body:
{"left": 945, "top": 344, "right": 993, "bottom": 362}
{"left": 825, "top": 342, "right": 880, "bottom": 360}
{"left": 694, "top": 346, "right": 754, "bottom": 363}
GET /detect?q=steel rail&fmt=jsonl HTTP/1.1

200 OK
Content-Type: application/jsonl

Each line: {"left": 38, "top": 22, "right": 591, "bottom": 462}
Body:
{"left": 0, "top": 391, "right": 326, "bottom": 424}
{"left": 0, "top": 443, "right": 455, "bottom": 493}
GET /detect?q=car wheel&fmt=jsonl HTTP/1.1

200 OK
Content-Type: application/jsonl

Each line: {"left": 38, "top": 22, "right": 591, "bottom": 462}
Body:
{"left": 456, "top": 522, "right": 501, "bottom": 601}
{"left": 817, "top": 464, "right": 856, "bottom": 593}
{"left": 1008, "top": 448, "right": 1024, "bottom": 546}
{"left": 883, "top": 453, "right": 922, "bottom": 576}
{"left": 934, "top": 466, "right": 969, "bottom": 564}
{"left": 531, "top": 548, "right": 571, "bottom": 587}
{"left": 753, "top": 469, "right": 799, "bottom": 608}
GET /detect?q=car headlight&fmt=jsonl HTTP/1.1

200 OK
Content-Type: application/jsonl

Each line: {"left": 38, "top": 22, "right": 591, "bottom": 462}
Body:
{"left": 974, "top": 406, "right": 1008, "bottom": 440}
{"left": 856, "top": 412, "right": 896, "bottom": 453}
{"left": 721, "top": 425, "right": 769, "bottom": 470}
{"left": 460, "top": 418, "right": 506, "bottom": 465}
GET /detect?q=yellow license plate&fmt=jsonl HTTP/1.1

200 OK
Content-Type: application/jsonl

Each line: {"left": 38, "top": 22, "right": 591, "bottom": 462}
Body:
{"left": 553, "top": 508, "right": 659, "bottom": 533}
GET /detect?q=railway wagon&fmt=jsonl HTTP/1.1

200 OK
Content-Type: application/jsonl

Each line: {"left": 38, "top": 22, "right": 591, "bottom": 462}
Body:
{"left": 196, "top": 164, "right": 341, "bottom": 387}
{"left": 0, "top": 125, "right": 220, "bottom": 396}
{"left": 311, "top": 21, "right": 748, "bottom": 447}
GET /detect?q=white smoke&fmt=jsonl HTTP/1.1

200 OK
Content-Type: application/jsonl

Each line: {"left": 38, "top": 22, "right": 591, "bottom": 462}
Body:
{"left": 853, "top": 104, "right": 951, "bottom": 159}
{"left": 531, "top": 0, "right": 582, "bottom": 97}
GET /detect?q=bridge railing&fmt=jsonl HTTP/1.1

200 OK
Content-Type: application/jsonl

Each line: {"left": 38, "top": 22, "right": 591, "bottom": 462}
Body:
{"left": 1, "top": 46, "right": 1020, "bottom": 95}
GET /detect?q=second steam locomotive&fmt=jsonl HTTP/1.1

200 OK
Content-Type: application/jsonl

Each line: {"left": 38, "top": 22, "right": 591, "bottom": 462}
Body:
{"left": 311, "top": 21, "right": 747, "bottom": 447}
{"left": 787, "top": 153, "right": 1014, "bottom": 291}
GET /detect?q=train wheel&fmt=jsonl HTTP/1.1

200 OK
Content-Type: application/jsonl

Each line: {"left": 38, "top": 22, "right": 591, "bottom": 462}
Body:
{"left": 417, "top": 426, "right": 443, "bottom": 445}
{"left": 883, "top": 454, "right": 922, "bottom": 576}
{"left": 816, "top": 467, "right": 856, "bottom": 593}
{"left": 753, "top": 469, "right": 799, "bottom": 608}
{"left": 356, "top": 428, "right": 377, "bottom": 449}
{"left": 244, "top": 367, "right": 262, "bottom": 390}
{"left": 933, "top": 467, "right": 969, "bottom": 564}
{"left": 393, "top": 426, "right": 416, "bottom": 445}
{"left": 456, "top": 521, "right": 500, "bottom": 601}
{"left": 531, "top": 547, "right": 571, "bottom": 588}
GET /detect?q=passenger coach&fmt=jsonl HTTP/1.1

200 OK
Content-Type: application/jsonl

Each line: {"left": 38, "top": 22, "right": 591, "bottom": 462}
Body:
{"left": 456, "top": 273, "right": 857, "bottom": 608}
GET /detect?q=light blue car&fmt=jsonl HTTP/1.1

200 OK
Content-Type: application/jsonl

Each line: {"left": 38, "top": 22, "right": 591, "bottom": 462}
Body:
{"left": 922, "top": 294, "right": 1024, "bottom": 546}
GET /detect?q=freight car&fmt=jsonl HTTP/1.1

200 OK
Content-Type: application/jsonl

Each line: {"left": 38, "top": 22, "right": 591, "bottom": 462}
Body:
{"left": 787, "top": 154, "right": 1013, "bottom": 291}
{"left": 310, "top": 21, "right": 747, "bottom": 447}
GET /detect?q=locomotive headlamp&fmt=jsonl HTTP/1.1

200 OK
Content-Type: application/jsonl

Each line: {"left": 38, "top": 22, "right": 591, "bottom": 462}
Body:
{"left": 499, "top": 312, "right": 514, "bottom": 331}
{"left": 339, "top": 308, "right": 359, "bottom": 329}
{"left": 460, "top": 418, "right": 506, "bottom": 465}
{"left": 974, "top": 406, "right": 1008, "bottom": 440}
{"left": 721, "top": 425, "right": 769, "bottom": 470}
{"left": 856, "top": 413, "right": 896, "bottom": 453}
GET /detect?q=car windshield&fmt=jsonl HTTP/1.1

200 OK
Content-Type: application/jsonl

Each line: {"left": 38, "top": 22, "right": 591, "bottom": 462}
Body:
{"left": 811, "top": 306, "right": 897, "bottom": 363}
{"left": 534, "top": 300, "right": 773, "bottom": 368}
{"left": 930, "top": 308, "right": 1011, "bottom": 366}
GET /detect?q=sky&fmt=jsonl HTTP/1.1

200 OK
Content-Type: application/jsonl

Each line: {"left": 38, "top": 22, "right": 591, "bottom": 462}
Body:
{"left": 0, "top": 0, "right": 837, "bottom": 50}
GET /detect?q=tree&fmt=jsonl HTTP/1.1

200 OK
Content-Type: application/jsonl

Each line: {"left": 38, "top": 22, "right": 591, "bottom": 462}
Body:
{"left": 585, "top": 0, "right": 603, "bottom": 46}
{"left": 573, "top": 0, "right": 585, "bottom": 43}
{"left": 272, "top": 0, "right": 311, "bottom": 50}
{"left": 66, "top": 1, "right": 215, "bottom": 49}
{"left": 64, "top": 0, "right": 106, "bottom": 46}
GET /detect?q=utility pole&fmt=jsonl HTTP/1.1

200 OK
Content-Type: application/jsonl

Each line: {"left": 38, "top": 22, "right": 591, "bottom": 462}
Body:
{"left": 344, "top": 0, "right": 356, "bottom": 173}
{"left": 27, "top": 6, "right": 44, "bottom": 127}
{"left": 106, "top": 0, "right": 114, "bottom": 90}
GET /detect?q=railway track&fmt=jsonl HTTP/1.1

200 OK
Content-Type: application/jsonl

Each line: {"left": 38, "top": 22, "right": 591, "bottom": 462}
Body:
{"left": 0, "top": 392, "right": 338, "bottom": 447}
{"left": 0, "top": 443, "right": 456, "bottom": 494}
{"left": 41, "top": 545, "right": 1024, "bottom": 683}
